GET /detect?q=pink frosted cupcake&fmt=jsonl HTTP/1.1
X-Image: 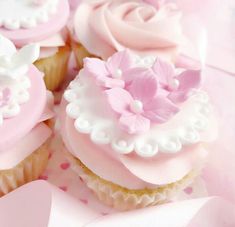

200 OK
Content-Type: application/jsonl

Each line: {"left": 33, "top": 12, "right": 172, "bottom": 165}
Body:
{"left": 71, "top": 0, "right": 186, "bottom": 68}
{"left": 0, "top": 0, "right": 70, "bottom": 91}
{"left": 0, "top": 35, "right": 54, "bottom": 196}
{"left": 60, "top": 50, "right": 217, "bottom": 210}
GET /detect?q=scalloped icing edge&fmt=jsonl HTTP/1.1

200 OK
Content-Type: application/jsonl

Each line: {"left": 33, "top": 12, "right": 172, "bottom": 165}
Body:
{"left": 0, "top": 0, "right": 59, "bottom": 30}
{"left": 64, "top": 75, "right": 213, "bottom": 158}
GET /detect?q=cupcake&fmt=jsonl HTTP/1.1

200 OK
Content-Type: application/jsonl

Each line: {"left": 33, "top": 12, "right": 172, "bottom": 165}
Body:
{"left": 71, "top": 0, "right": 185, "bottom": 69}
{"left": 0, "top": 0, "right": 70, "bottom": 91}
{"left": 60, "top": 50, "right": 218, "bottom": 210}
{"left": 0, "top": 35, "right": 54, "bottom": 196}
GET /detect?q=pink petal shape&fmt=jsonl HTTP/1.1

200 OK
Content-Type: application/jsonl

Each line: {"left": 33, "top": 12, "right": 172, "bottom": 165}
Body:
{"left": 168, "top": 70, "right": 201, "bottom": 102}
{"left": 119, "top": 113, "right": 150, "bottom": 134}
{"left": 143, "top": 96, "right": 179, "bottom": 123}
{"left": 106, "top": 50, "right": 133, "bottom": 74}
{"left": 178, "top": 69, "right": 201, "bottom": 90}
{"left": 105, "top": 88, "right": 133, "bottom": 114}
{"left": 128, "top": 70, "right": 158, "bottom": 104}
{"left": 97, "top": 76, "right": 125, "bottom": 88}
{"left": 123, "top": 67, "right": 148, "bottom": 85}
{"left": 83, "top": 57, "right": 108, "bottom": 78}
{"left": 152, "top": 58, "right": 175, "bottom": 87}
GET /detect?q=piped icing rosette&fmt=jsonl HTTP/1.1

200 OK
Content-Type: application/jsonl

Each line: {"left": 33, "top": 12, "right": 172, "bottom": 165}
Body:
{"left": 0, "top": 35, "right": 53, "bottom": 171}
{"left": 0, "top": 0, "right": 69, "bottom": 57}
{"left": 61, "top": 50, "right": 217, "bottom": 190}
{"left": 73, "top": 0, "right": 185, "bottom": 61}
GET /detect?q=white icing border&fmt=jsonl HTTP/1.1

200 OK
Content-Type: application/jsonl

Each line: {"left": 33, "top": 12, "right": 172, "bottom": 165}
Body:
{"left": 64, "top": 72, "right": 212, "bottom": 158}
{"left": 0, "top": 0, "right": 59, "bottom": 30}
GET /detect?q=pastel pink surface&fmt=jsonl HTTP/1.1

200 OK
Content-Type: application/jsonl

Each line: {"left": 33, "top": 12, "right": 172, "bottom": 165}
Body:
{"left": 91, "top": 197, "right": 235, "bottom": 227}
{"left": 0, "top": 66, "right": 47, "bottom": 151}
{"left": 0, "top": 0, "right": 69, "bottom": 47}
{"left": 202, "top": 67, "right": 235, "bottom": 204}
{"left": 0, "top": 180, "right": 100, "bottom": 227}
{"left": 1, "top": 179, "right": 234, "bottom": 227}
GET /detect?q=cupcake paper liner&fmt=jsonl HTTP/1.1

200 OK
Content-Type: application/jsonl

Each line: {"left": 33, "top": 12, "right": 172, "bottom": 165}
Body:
{"left": 71, "top": 41, "right": 97, "bottom": 70}
{"left": 0, "top": 141, "right": 50, "bottom": 196}
{"left": 34, "top": 45, "right": 71, "bottom": 91}
{"left": 65, "top": 150, "right": 200, "bottom": 211}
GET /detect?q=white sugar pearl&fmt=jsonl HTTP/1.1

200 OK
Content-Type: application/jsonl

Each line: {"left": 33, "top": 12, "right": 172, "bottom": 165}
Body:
{"left": 130, "top": 100, "right": 143, "bottom": 114}
{"left": 113, "top": 69, "right": 122, "bottom": 78}
{"left": 170, "top": 79, "right": 180, "bottom": 90}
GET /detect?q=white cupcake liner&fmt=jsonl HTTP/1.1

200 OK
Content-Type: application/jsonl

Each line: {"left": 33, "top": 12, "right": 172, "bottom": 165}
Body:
{"left": 0, "top": 141, "right": 50, "bottom": 196}
{"left": 34, "top": 45, "right": 70, "bottom": 91}
{"left": 65, "top": 150, "right": 200, "bottom": 211}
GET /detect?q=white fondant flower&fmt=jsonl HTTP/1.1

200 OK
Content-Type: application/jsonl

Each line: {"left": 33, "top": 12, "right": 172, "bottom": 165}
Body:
{"left": 0, "top": 35, "right": 40, "bottom": 81}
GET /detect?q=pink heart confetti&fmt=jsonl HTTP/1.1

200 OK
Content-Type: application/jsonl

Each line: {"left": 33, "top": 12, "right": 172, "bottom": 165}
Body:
{"left": 184, "top": 187, "right": 193, "bottom": 195}
{"left": 60, "top": 162, "right": 70, "bottom": 170}
{"left": 79, "top": 198, "right": 88, "bottom": 205}
{"left": 59, "top": 186, "right": 68, "bottom": 192}
{"left": 38, "top": 175, "right": 48, "bottom": 181}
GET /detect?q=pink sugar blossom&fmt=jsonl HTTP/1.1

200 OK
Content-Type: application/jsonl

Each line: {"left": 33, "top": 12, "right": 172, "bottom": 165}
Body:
{"left": 105, "top": 72, "right": 179, "bottom": 134}
{"left": 84, "top": 50, "right": 133, "bottom": 88}
{"left": 152, "top": 58, "right": 201, "bottom": 102}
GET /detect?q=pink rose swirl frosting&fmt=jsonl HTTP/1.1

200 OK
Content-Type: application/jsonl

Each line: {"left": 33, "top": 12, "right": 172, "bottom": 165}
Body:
{"left": 74, "top": 0, "right": 185, "bottom": 61}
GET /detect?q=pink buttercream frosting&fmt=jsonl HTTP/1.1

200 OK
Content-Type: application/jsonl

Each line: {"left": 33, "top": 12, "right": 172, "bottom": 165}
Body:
{"left": 73, "top": 0, "right": 185, "bottom": 61}
{"left": 0, "top": 0, "right": 69, "bottom": 53}
{"left": 60, "top": 51, "right": 217, "bottom": 189}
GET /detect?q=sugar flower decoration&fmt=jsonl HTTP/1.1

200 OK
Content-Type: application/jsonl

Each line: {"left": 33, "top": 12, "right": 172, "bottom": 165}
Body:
{"left": 0, "top": 35, "right": 40, "bottom": 81}
{"left": 152, "top": 58, "right": 201, "bottom": 102}
{"left": 105, "top": 71, "right": 179, "bottom": 134}
{"left": 84, "top": 50, "right": 134, "bottom": 88}
{"left": 84, "top": 49, "right": 201, "bottom": 134}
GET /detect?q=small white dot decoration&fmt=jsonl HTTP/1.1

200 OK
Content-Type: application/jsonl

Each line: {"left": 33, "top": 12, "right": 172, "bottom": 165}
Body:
{"left": 113, "top": 68, "right": 122, "bottom": 78}
{"left": 130, "top": 100, "right": 143, "bottom": 114}
{"left": 0, "top": 0, "right": 59, "bottom": 30}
